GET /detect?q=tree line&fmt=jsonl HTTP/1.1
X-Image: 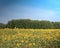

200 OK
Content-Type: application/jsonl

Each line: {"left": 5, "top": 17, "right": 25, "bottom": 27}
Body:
{"left": 0, "top": 19, "right": 60, "bottom": 29}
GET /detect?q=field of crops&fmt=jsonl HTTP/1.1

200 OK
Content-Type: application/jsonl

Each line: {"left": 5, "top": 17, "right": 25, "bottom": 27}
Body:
{"left": 0, "top": 29, "right": 60, "bottom": 48}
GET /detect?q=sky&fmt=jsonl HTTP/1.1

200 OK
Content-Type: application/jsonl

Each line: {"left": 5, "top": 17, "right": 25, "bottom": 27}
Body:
{"left": 0, "top": 0, "right": 60, "bottom": 23}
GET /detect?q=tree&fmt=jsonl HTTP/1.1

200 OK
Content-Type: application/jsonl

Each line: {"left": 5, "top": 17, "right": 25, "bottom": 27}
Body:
{"left": 7, "top": 20, "right": 15, "bottom": 28}
{"left": 5, "top": 19, "right": 60, "bottom": 29}
{"left": 0, "top": 23, "right": 6, "bottom": 28}
{"left": 39, "top": 21, "right": 54, "bottom": 29}
{"left": 53, "top": 22, "right": 60, "bottom": 29}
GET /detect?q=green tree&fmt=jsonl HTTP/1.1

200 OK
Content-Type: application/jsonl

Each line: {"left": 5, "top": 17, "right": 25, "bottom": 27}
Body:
{"left": 0, "top": 23, "right": 6, "bottom": 28}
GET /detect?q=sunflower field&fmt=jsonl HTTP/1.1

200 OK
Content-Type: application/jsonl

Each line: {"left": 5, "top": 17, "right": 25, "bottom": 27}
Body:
{"left": 0, "top": 29, "right": 60, "bottom": 48}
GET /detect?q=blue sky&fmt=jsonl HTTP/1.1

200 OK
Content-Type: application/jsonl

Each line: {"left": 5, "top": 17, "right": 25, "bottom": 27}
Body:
{"left": 0, "top": 0, "right": 60, "bottom": 23}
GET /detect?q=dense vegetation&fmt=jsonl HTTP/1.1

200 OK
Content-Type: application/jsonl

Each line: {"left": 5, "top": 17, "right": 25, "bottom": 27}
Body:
{"left": 0, "top": 23, "right": 6, "bottom": 28}
{"left": 0, "top": 19, "right": 60, "bottom": 29}
{"left": 0, "top": 29, "right": 60, "bottom": 48}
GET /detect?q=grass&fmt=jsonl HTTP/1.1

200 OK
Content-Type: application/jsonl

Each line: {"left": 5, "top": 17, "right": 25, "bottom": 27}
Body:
{"left": 0, "top": 28, "right": 60, "bottom": 48}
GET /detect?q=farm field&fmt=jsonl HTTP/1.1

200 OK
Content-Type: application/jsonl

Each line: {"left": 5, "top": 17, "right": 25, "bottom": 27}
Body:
{"left": 0, "top": 29, "right": 60, "bottom": 48}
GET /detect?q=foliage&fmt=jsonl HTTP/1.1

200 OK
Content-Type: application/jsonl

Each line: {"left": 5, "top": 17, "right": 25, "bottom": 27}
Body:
{"left": 1, "top": 19, "right": 60, "bottom": 29}
{"left": 6, "top": 19, "right": 55, "bottom": 29}
{"left": 0, "top": 23, "right": 6, "bottom": 28}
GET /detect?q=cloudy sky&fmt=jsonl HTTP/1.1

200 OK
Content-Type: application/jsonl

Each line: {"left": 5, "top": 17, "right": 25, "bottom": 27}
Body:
{"left": 0, "top": 0, "right": 60, "bottom": 23}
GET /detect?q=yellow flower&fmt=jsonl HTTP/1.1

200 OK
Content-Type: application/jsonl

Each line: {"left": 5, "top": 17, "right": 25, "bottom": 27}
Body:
{"left": 19, "top": 43, "right": 22, "bottom": 45}
{"left": 17, "top": 43, "right": 20, "bottom": 47}
{"left": 29, "top": 43, "right": 32, "bottom": 46}
{"left": 8, "top": 35, "right": 11, "bottom": 41}
{"left": 33, "top": 43, "right": 36, "bottom": 45}
{"left": 47, "top": 36, "right": 53, "bottom": 40}
{"left": 21, "top": 40, "right": 24, "bottom": 43}
{"left": 25, "top": 40, "right": 28, "bottom": 43}
{"left": 55, "top": 33, "right": 59, "bottom": 36}
{"left": 2, "top": 35, "right": 6, "bottom": 42}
